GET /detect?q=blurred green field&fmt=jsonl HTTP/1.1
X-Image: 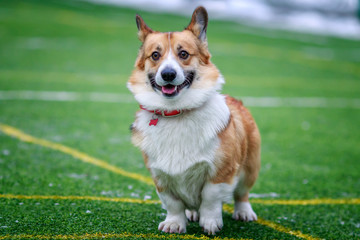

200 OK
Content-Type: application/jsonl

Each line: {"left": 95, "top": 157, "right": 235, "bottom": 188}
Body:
{"left": 0, "top": 0, "right": 360, "bottom": 239}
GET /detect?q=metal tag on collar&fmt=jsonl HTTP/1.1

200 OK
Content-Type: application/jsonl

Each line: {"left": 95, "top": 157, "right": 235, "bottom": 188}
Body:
{"left": 149, "top": 114, "right": 159, "bottom": 126}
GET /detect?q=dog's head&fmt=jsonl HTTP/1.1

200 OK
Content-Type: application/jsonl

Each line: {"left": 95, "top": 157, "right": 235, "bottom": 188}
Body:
{"left": 128, "top": 7, "right": 223, "bottom": 111}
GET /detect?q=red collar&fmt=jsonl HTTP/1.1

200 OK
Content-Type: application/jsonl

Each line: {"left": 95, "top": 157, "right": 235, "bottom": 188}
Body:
{"left": 140, "top": 105, "right": 183, "bottom": 117}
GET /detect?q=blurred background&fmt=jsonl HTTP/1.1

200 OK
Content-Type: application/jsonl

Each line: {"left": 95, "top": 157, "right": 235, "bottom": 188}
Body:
{"left": 0, "top": 0, "right": 360, "bottom": 238}
{"left": 91, "top": 0, "right": 360, "bottom": 39}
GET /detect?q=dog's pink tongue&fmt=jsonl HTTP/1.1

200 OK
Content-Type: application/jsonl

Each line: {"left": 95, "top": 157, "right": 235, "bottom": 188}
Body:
{"left": 162, "top": 85, "right": 177, "bottom": 94}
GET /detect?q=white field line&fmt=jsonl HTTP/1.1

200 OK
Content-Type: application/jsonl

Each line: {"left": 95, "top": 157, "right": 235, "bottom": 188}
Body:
{"left": 0, "top": 90, "right": 134, "bottom": 103}
{"left": 1, "top": 90, "right": 360, "bottom": 109}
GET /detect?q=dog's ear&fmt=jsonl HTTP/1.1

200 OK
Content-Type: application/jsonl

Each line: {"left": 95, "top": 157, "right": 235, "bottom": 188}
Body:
{"left": 135, "top": 14, "right": 153, "bottom": 42}
{"left": 185, "top": 6, "right": 208, "bottom": 42}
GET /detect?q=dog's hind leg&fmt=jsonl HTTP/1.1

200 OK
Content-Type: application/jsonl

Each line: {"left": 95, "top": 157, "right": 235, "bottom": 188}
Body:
{"left": 233, "top": 133, "right": 260, "bottom": 222}
{"left": 233, "top": 192, "right": 257, "bottom": 221}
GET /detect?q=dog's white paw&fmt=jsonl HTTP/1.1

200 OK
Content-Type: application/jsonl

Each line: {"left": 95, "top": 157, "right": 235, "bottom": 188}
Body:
{"left": 158, "top": 216, "right": 187, "bottom": 234}
{"left": 185, "top": 209, "right": 199, "bottom": 222}
{"left": 199, "top": 217, "right": 223, "bottom": 235}
{"left": 233, "top": 202, "right": 257, "bottom": 221}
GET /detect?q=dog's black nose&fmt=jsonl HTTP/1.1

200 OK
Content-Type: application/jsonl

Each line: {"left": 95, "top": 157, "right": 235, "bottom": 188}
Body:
{"left": 161, "top": 68, "right": 177, "bottom": 82}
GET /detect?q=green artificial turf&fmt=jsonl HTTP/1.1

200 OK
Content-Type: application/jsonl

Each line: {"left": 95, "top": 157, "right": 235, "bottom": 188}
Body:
{"left": 0, "top": 0, "right": 360, "bottom": 239}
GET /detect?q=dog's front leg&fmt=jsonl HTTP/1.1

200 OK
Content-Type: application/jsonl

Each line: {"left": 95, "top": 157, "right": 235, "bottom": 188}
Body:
{"left": 158, "top": 192, "right": 187, "bottom": 234}
{"left": 199, "top": 183, "right": 224, "bottom": 235}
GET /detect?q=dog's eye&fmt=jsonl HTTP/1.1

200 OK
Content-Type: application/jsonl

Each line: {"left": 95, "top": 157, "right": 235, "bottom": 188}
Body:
{"left": 178, "top": 50, "right": 189, "bottom": 60}
{"left": 151, "top": 51, "right": 161, "bottom": 61}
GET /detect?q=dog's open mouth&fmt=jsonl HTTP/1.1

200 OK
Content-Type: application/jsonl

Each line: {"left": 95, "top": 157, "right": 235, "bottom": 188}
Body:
{"left": 148, "top": 71, "right": 195, "bottom": 97}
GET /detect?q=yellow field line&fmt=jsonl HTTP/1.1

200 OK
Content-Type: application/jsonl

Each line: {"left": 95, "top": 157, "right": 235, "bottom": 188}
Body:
{"left": 252, "top": 198, "right": 360, "bottom": 205}
{"left": 0, "top": 194, "right": 314, "bottom": 240}
{"left": 0, "top": 232, "right": 250, "bottom": 240}
{"left": 222, "top": 205, "right": 321, "bottom": 240}
{"left": 1, "top": 193, "right": 323, "bottom": 240}
{"left": 1, "top": 193, "right": 359, "bottom": 206}
{"left": 256, "top": 218, "right": 320, "bottom": 240}
{"left": 0, "top": 123, "right": 154, "bottom": 186}
{"left": 0, "top": 123, "right": 355, "bottom": 240}
{"left": 0, "top": 123, "right": 360, "bottom": 208}
{"left": 1, "top": 123, "right": 359, "bottom": 207}
{"left": 0, "top": 193, "right": 161, "bottom": 205}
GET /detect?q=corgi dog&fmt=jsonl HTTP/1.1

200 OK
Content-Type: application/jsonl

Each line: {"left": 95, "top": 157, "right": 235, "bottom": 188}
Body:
{"left": 128, "top": 6, "right": 261, "bottom": 235}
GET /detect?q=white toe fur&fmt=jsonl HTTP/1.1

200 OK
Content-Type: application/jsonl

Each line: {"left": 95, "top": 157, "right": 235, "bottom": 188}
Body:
{"left": 199, "top": 217, "right": 223, "bottom": 235}
{"left": 233, "top": 202, "right": 258, "bottom": 222}
{"left": 158, "top": 215, "right": 187, "bottom": 233}
{"left": 185, "top": 209, "right": 199, "bottom": 222}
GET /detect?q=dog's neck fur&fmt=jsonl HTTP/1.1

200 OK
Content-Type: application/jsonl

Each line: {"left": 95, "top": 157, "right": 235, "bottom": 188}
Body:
{"left": 135, "top": 90, "right": 230, "bottom": 175}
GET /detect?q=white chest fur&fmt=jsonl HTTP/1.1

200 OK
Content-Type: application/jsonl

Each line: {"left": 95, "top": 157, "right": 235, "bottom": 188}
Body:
{"left": 135, "top": 93, "right": 230, "bottom": 176}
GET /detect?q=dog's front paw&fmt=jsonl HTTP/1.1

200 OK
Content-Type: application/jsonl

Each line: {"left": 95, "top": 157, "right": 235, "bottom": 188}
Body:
{"left": 233, "top": 202, "right": 257, "bottom": 221}
{"left": 185, "top": 209, "right": 199, "bottom": 222}
{"left": 158, "top": 216, "right": 187, "bottom": 234}
{"left": 199, "top": 217, "right": 223, "bottom": 235}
